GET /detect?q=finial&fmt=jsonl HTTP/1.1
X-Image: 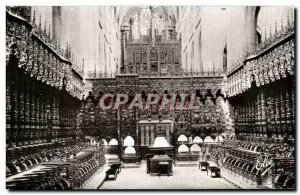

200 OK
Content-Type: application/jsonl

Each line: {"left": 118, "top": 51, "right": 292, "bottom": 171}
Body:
{"left": 287, "top": 10, "right": 291, "bottom": 28}
{"left": 290, "top": 7, "right": 294, "bottom": 22}
{"left": 82, "top": 59, "right": 85, "bottom": 73}
{"left": 57, "top": 40, "right": 60, "bottom": 50}
{"left": 43, "top": 20, "right": 47, "bottom": 38}
{"left": 38, "top": 14, "right": 42, "bottom": 35}
{"left": 274, "top": 20, "right": 278, "bottom": 34}
{"left": 32, "top": 10, "right": 36, "bottom": 25}
{"left": 68, "top": 43, "right": 71, "bottom": 59}
{"left": 48, "top": 24, "right": 51, "bottom": 41}
{"left": 264, "top": 28, "right": 267, "bottom": 41}
{"left": 280, "top": 15, "right": 284, "bottom": 31}
{"left": 65, "top": 42, "right": 69, "bottom": 59}
{"left": 269, "top": 25, "right": 272, "bottom": 38}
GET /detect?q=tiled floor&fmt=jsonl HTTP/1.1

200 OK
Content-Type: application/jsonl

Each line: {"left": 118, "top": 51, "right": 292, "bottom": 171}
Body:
{"left": 100, "top": 162, "right": 237, "bottom": 190}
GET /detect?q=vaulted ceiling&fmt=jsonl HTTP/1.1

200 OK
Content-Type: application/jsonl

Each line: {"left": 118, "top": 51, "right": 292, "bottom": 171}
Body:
{"left": 116, "top": 6, "right": 178, "bottom": 28}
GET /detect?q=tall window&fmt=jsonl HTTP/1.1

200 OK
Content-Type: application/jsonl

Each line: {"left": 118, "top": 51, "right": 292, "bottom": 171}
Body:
{"left": 254, "top": 6, "right": 261, "bottom": 47}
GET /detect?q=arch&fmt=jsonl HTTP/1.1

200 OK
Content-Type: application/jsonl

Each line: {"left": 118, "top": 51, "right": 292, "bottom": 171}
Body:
{"left": 108, "top": 138, "right": 118, "bottom": 146}
{"left": 162, "top": 89, "right": 171, "bottom": 96}
{"left": 216, "top": 89, "right": 225, "bottom": 99}
{"left": 124, "top": 146, "right": 136, "bottom": 154}
{"left": 109, "top": 90, "right": 117, "bottom": 95}
{"left": 204, "top": 136, "right": 214, "bottom": 143}
{"left": 190, "top": 144, "right": 201, "bottom": 153}
{"left": 96, "top": 91, "right": 105, "bottom": 99}
{"left": 193, "top": 136, "right": 203, "bottom": 144}
{"left": 178, "top": 144, "right": 189, "bottom": 153}
{"left": 177, "top": 134, "right": 188, "bottom": 142}
{"left": 123, "top": 136, "right": 135, "bottom": 146}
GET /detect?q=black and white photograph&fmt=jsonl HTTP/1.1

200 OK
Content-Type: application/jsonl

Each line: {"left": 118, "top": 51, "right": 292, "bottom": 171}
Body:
{"left": 4, "top": 3, "right": 296, "bottom": 191}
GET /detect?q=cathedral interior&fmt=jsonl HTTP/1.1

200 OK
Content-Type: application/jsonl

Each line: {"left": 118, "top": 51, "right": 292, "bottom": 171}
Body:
{"left": 6, "top": 6, "right": 295, "bottom": 190}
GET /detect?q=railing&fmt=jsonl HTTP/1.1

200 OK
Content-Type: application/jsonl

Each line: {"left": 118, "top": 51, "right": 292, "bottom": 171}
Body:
{"left": 139, "top": 71, "right": 225, "bottom": 78}
{"left": 85, "top": 70, "right": 225, "bottom": 79}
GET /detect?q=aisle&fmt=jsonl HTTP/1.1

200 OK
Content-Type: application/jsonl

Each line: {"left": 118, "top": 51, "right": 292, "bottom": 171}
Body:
{"left": 100, "top": 163, "right": 236, "bottom": 190}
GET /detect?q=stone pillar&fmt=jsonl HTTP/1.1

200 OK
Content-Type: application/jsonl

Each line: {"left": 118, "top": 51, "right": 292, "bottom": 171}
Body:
{"left": 158, "top": 47, "right": 161, "bottom": 75}
{"left": 147, "top": 46, "right": 150, "bottom": 74}
{"left": 104, "top": 43, "right": 107, "bottom": 75}
{"left": 52, "top": 6, "right": 62, "bottom": 45}
{"left": 150, "top": 6, "right": 155, "bottom": 43}
{"left": 138, "top": 13, "right": 141, "bottom": 40}
{"left": 165, "top": 13, "right": 168, "bottom": 41}
{"left": 244, "top": 6, "right": 258, "bottom": 52}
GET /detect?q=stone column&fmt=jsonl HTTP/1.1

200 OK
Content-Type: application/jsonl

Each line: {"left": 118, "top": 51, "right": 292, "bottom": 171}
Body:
{"left": 52, "top": 6, "right": 62, "bottom": 45}
{"left": 138, "top": 13, "right": 141, "bottom": 40}
{"left": 147, "top": 46, "right": 150, "bottom": 74}
{"left": 158, "top": 47, "right": 161, "bottom": 75}
{"left": 165, "top": 13, "right": 168, "bottom": 41}
{"left": 244, "top": 6, "right": 258, "bottom": 52}
{"left": 150, "top": 6, "right": 155, "bottom": 43}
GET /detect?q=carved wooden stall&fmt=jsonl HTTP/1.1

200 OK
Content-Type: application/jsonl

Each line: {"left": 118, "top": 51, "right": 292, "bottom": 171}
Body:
{"left": 223, "top": 18, "right": 295, "bottom": 189}
{"left": 6, "top": 7, "right": 88, "bottom": 185}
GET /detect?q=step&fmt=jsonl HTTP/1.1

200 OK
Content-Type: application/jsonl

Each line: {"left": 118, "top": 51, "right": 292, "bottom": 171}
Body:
{"left": 174, "top": 161, "right": 198, "bottom": 167}
{"left": 122, "top": 163, "right": 140, "bottom": 168}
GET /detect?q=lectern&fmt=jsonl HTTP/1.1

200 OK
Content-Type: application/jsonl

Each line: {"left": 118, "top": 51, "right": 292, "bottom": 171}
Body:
{"left": 148, "top": 124, "right": 173, "bottom": 176}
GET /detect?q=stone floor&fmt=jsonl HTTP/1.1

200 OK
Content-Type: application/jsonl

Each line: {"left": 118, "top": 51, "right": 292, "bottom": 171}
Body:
{"left": 99, "top": 162, "right": 237, "bottom": 190}
{"left": 81, "top": 165, "right": 109, "bottom": 189}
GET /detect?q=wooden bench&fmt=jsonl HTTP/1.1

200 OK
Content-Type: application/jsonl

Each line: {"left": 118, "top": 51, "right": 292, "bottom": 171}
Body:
{"left": 105, "top": 169, "right": 118, "bottom": 180}
{"left": 208, "top": 166, "right": 221, "bottom": 177}
{"left": 199, "top": 161, "right": 209, "bottom": 172}
{"left": 111, "top": 163, "right": 121, "bottom": 173}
